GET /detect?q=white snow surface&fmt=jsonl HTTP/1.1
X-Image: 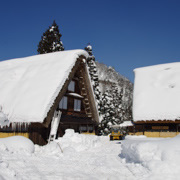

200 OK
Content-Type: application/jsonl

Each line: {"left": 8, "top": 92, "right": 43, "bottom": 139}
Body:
{"left": 133, "top": 62, "right": 180, "bottom": 121}
{"left": 0, "top": 50, "right": 88, "bottom": 123}
{"left": 0, "top": 130, "right": 180, "bottom": 179}
{"left": 121, "top": 135, "right": 180, "bottom": 179}
{"left": 120, "top": 121, "right": 133, "bottom": 127}
{"left": 0, "top": 136, "right": 34, "bottom": 154}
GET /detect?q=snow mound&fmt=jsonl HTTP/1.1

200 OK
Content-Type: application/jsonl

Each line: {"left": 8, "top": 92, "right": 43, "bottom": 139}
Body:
{"left": 121, "top": 135, "right": 180, "bottom": 175}
{"left": 125, "top": 135, "right": 148, "bottom": 140}
{"left": 121, "top": 140, "right": 160, "bottom": 163}
{"left": 35, "top": 141, "right": 63, "bottom": 156}
{"left": 36, "top": 129, "right": 102, "bottom": 156}
{"left": 58, "top": 129, "right": 102, "bottom": 153}
{"left": 120, "top": 121, "right": 133, "bottom": 127}
{"left": 0, "top": 136, "right": 34, "bottom": 154}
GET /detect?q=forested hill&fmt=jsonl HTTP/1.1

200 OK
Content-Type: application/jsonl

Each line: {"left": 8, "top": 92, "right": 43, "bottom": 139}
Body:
{"left": 96, "top": 62, "right": 133, "bottom": 108}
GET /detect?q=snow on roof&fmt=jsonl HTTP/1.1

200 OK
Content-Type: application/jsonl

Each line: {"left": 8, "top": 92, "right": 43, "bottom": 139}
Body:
{"left": 120, "top": 121, "right": 133, "bottom": 127}
{"left": 87, "top": 45, "right": 92, "bottom": 50}
{"left": 66, "top": 93, "right": 84, "bottom": 99}
{"left": 0, "top": 50, "right": 88, "bottom": 123}
{"left": 133, "top": 62, "right": 180, "bottom": 121}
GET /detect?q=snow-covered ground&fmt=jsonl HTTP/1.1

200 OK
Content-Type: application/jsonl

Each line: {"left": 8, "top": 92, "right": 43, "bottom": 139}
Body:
{"left": 0, "top": 130, "right": 179, "bottom": 180}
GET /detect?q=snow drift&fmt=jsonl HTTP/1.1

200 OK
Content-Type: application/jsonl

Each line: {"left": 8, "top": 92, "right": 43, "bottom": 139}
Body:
{"left": 59, "top": 129, "right": 102, "bottom": 153}
{"left": 0, "top": 136, "right": 34, "bottom": 153}
{"left": 36, "top": 129, "right": 103, "bottom": 156}
{"left": 121, "top": 135, "right": 180, "bottom": 178}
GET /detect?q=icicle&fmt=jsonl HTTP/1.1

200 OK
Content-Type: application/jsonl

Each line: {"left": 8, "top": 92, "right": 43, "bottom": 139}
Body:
{"left": 24, "top": 123, "right": 26, "bottom": 131}
{"left": 12, "top": 122, "right": 16, "bottom": 131}
{"left": 18, "top": 122, "right": 20, "bottom": 131}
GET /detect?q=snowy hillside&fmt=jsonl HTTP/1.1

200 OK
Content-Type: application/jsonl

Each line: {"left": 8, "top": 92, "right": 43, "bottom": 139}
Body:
{"left": 96, "top": 62, "right": 133, "bottom": 107}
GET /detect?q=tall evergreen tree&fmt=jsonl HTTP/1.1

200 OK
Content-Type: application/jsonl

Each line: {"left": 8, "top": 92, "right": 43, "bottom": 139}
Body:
{"left": 37, "top": 21, "right": 64, "bottom": 54}
{"left": 116, "top": 88, "right": 125, "bottom": 124}
{"left": 84, "top": 44, "right": 101, "bottom": 111}
{"left": 99, "top": 90, "right": 113, "bottom": 135}
{"left": 99, "top": 84, "right": 125, "bottom": 135}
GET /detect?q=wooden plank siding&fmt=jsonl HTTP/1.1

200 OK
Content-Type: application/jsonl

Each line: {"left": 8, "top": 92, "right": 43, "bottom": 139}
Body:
{"left": 131, "top": 121, "right": 180, "bottom": 138}
{"left": 0, "top": 123, "right": 49, "bottom": 145}
{"left": 56, "top": 62, "right": 99, "bottom": 137}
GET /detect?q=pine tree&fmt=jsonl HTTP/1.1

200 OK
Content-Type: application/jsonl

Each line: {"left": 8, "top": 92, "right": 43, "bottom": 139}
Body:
{"left": 99, "top": 90, "right": 115, "bottom": 135}
{"left": 84, "top": 44, "right": 101, "bottom": 111}
{"left": 123, "top": 101, "right": 132, "bottom": 122}
{"left": 116, "top": 89, "right": 125, "bottom": 124}
{"left": 99, "top": 84, "right": 125, "bottom": 135}
{"left": 37, "top": 21, "right": 64, "bottom": 54}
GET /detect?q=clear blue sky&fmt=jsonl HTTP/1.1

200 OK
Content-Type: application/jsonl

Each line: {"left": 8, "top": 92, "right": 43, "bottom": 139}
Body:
{"left": 0, "top": 0, "right": 180, "bottom": 82}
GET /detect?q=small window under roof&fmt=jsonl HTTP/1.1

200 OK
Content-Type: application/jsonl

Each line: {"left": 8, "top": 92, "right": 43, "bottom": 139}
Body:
{"left": 68, "top": 81, "right": 75, "bottom": 92}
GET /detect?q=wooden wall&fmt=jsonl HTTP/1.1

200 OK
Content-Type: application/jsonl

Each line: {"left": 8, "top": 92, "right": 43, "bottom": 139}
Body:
{"left": 0, "top": 123, "right": 50, "bottom": 146}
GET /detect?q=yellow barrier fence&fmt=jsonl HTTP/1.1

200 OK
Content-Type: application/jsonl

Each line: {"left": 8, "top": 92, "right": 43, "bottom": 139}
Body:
{"left": 144, "top": 131, "right": 160, "bottom": 137}
{"left": 0, "top": 132, "right": 29, "bottom": 138}
{"left": 129, "top": 131, "right": 180, "bottom": 138}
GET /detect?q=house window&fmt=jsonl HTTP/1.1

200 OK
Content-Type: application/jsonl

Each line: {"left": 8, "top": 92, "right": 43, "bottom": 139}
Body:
{"left": 74, "top": 99, "right": 81, "bottom": 111}
{"left": 88, "top": 126, "right": 93, "bottom": 131}
{"left": 68, "top": 81, "right": 75, "bottom": 92}
{"left": 79, "top": 125, "right": 87, "bottom": 132}
{"left": 59, "top": 96, "right": 68, "bottom": 109}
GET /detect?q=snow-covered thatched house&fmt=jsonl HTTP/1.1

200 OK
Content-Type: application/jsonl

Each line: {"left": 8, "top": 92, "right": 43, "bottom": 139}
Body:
{"left": 0, "top": 50, "right": 99, "bottom": 145}
{"left": 133, "top": 62, "right": 180, "bottom": 137}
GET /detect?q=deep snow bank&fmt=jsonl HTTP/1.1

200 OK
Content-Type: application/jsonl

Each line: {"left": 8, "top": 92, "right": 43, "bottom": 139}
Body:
{"left": 37, "top": 129, "right": 103, "bottom": 155}
{"left": 0, "top": 136, "right": 34, "bottom": 153}
{"left": 59, "top": 129, "right": 102, "bottom": 152}
{"left": 121, "top": 135, "right": 180, "bottom": 174}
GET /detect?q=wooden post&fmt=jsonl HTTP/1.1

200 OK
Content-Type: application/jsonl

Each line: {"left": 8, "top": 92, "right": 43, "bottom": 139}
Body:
{"left": 177, "top": 124, "right": 178, "bottom": 132}
{"left": 143, "top": 124, "right": 144, "bottom": 135}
